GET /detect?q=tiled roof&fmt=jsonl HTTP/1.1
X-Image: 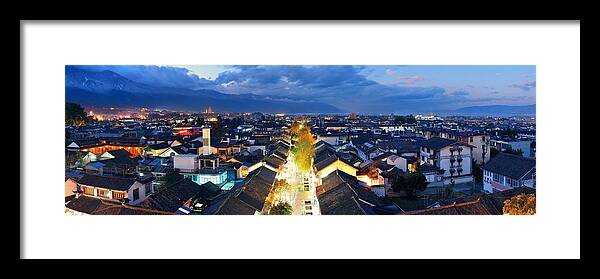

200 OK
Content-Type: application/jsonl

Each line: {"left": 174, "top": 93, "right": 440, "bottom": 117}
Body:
{"left": 263, "top": 154, "right": 286, "bottom": 169}
{"left": 314, "top": 140, "right": 336, "bottom": 155}
{"left": 148, "top": 142, "right": 170, "bottom": 150}
{"left": 365, "top": 160, "right": 396, "bottom": 173}
{"left": 314, "top": 154, "right": 339, "bottom": 172}
{"left": 199, "top": 182, "right": 256, "bottom": 215}
{"left": 67, "top": 139, "right": 101, "bottom": 148}
{"left": 420, "top": 137, "right": 459, "bottom": 150}
{"left": 238, "top": 167, "right": 276, "bottom": 210}
{"left": 411, "top": 186, "right": 535, "bottom": 215}
{"left": 77, "top": 174, "right": 138, "bottom": 191}
{"left": 105, "top": 149, "right": 132, "bottom": 158}
{"left": 370, "top": 151, "right": 397, "bottom": 162}
{"left": 338, "top": 152, "right": 363, "bottom": 166}
{"left": 213, "top": 194, "right": 257, "bottom": 215}
{"left": 481, "top": 153, "right": 536, "bottom": 180}
{"left": 318, "top": 169, "right": 359, "bottom": 194}
{"left": 488, "top": 186, "right": 536, "bottom": 212}
{"left": 66, "top": 195, "right": 172, "bottom": 215}
{"left": 93, "top": 156, "right": 137, "bottom": 168}
{"left": 317, "top": 170, "right": 384, "bottom": 215}
{"left": 314, "top": 144, "right": 357, "bottom": 172}
{"left": 271, "top": 145, "right": 289, "bottom": 159}
{"left": 380, "top": 166, "right": 403, "bottom": 178}
{"left": 137, "top": 179, "right": 202, "bottom": 212}
{"left": 403, "top": 197, "right": 500, "bottom": 215}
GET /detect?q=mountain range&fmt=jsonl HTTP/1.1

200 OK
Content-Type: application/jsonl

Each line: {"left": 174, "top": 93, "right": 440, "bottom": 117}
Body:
{"left": 66, "top": 66, "right": 535, "bottom": 115}
{"left": 452, "top": 104, "right": 536, "bottom": 115}
{"left": 65, "top": 66, "right": 341, "bottom": 113}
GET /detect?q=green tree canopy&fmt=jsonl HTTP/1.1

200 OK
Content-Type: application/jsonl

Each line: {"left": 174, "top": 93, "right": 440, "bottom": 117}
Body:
{"left": 391, "top": 172, "right": 428, "bottom": 196}
{"left": 269, "top": 202, "right": 293, "bottom": 215}
{"left": 503, "top": 194, "right": 536, "bottom": 215}
{"left": 393, "top": 115, "right": 417, "bottom": 125}
{"left": 290, "top": 120, "right": 315, "bottom": 174}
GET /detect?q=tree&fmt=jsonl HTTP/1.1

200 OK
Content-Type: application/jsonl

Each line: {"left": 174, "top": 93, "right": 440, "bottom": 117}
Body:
{"left": 290, "top": 120, "right": 315, "bottom": 174}
{"left": 290, "top": 121, "right": 302, "bottom": 139}
{"left": 472, "top": 159, "right": 483, "bottom": 182}
{"left": 65, "top": 102, "right": 92, "bottom": 126}
{"left": 393, "top": 115, "right": 417, "bottom": 125}
{"left": 268, "top": 202, "right": 293, "bottom": 215}
{"left": 490, "top": 148, "right": 499, "bottom": 158}
{"left": 272, "top": 179, "right": 292, "bottom": 203}
{"left": 445, "top": 179, "right": 455, "bottom": 199}
{"left": 503, "top": 194, "right": 536, "bottom": 215}
{"left": 391, "top": 172, "right": 428, "bottom": 197}
{"left": 211, "top": 116, "right": 224, "bottom": 136}
{"left": 65, "top": 151, "right": 84, "bottom": 168}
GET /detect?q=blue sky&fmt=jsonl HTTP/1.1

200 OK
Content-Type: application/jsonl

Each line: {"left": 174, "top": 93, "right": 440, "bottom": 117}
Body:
{"left": 76, "top": 65, "right": 535, "bottom": 113}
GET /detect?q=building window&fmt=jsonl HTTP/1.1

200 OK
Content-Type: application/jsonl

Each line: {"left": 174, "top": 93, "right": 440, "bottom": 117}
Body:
{"left": 132, "top": 188, "right": 140, "bottom": 201}
{"left": 145, "top": 184, "right": 152, "bottom": 194}
{"left": 113, "top": 191, "right": 125, "bottom": 200}
{"left": 493, "top": 173, "right": 501, "bottom": 183}
{"left": 97, "top": 189, "right": 110, "bottom": 198}
{"left": 83, "top": 186, "right": 95, "bottom": 196}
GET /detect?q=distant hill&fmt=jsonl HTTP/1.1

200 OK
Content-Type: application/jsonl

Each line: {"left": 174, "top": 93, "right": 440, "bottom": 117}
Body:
{"left": 65, "top": 66, "right": 341, "bottom": 113}
{"left": 453, "top": 104, "right": 536, "bottom": 115}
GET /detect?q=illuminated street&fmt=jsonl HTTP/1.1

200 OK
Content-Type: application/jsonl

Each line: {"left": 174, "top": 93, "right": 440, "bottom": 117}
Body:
{"left": 281, "top": 149, "right": 319, "bottom": 215}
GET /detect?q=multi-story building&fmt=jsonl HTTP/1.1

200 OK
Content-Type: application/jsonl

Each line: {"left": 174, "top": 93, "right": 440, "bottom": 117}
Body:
{"left": 420, "top": 137, "right": 474, "bottom": 185}
{"left": 440, "top": 132, "right": 490, "bottom": 165}
{"left": 173, "top": 154, "right": 236, "bottom": 188}
{"left": 417, "top": 127, "right": 490, "bottom": 165}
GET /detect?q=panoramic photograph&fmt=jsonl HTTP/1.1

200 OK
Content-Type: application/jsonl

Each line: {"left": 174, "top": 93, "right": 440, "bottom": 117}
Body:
{"left": 64, "top": 65, "right": 536, "bottom": 215}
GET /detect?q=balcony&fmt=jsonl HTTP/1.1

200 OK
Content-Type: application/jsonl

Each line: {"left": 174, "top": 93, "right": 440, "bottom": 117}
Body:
{"left": 449, "top": 168, "right": 456, "bottom": 176}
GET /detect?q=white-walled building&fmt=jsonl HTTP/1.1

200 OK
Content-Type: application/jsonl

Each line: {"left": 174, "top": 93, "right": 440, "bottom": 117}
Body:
{"left": 173, "top": 154, "right": 199, "bottom": 172}
{"left": 490, "top": 139, "right": 535, "bottom": 158}
{"left": 482, "top": 152, "right": 536, "bottom": 193}
{"left": 420, "top": 137, "right": 474, "bottom": 185}
{"left": 73, "top": 173, "right": 155, "bottom": 205}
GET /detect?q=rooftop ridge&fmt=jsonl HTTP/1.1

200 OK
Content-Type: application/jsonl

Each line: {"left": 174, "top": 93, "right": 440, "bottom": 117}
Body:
{"left": 402, "top": 198, "right": 484, "bottom": 215}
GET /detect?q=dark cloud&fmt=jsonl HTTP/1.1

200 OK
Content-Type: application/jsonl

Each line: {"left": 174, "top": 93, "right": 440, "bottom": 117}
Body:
{"left": 72, "top": 65, "right": 530, "bottom": 113}
{"left": 509, "top": 80, "right": 536, "bottom": 91}
{"left": 215, "top": 65, "right": 375, "bottom": 90}
{"left": 75, "top": 65, "right": 214, "bottom": 90}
